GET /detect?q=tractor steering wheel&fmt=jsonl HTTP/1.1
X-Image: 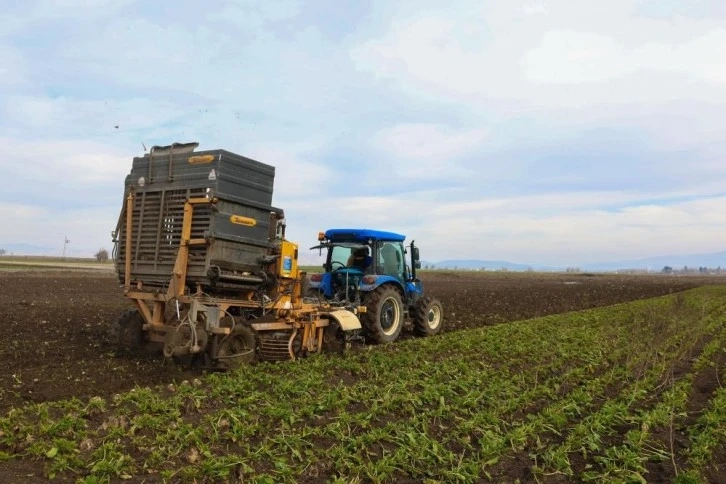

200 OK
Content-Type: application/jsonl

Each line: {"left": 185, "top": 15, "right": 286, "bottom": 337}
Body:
{"left": 331, "top": 261, "right": 346, "bottom": 270}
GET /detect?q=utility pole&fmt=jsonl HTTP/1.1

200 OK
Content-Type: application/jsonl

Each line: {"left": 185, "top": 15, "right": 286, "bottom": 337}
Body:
{"left": 62, "top": 236, "right": 70, "bottom": 260}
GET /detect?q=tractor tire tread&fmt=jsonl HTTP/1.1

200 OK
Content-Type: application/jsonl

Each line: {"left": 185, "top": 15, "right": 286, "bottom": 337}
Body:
{"left": 362, "top": 285, "right": 404, "bottom": 344}
{"left": 413, "top": 296, "right": 444, "bottom": 336}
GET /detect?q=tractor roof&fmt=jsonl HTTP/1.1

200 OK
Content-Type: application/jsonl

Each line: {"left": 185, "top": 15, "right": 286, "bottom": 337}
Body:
{"left": 324, "top": 228, "right": 405, "bottom": 243}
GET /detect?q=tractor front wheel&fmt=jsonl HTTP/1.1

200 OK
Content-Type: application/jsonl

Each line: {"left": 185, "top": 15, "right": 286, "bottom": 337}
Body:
{"left": 363, "top": 285, "right": 404, "bottom": 343}
{"left": 413, "top": 296, "right": 444, "bottom": 336}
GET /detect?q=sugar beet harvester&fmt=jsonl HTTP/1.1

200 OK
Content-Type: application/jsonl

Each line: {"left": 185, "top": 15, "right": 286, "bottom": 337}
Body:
{"left": 112, "top": 142, "right": 443, "bottom": 369}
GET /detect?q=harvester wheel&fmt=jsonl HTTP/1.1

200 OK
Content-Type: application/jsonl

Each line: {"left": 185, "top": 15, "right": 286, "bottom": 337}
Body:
{"left": 362, "top": 285, "right": 403, "bottom": 343}
{"left": 216, "top": 326, "right": 257, "bottom": 370}
{"left": 113, "top": 308, "right": 146, "bottom": 353}
{"left": 322, "top": 321, "right": 346, "bottom": 354}
{"left": 413, "top": 296, "right": 444, "bottom": 336}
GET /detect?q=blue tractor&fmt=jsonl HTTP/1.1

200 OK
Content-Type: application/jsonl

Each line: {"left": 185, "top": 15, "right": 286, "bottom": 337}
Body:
{"left": 307, "top": 228, "right": 444, "bottom": 343}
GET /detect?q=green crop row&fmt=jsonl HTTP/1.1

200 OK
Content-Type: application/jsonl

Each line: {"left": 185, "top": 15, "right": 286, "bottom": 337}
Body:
{"left": 0, "top": 287, "right": 724, "bottom": 482}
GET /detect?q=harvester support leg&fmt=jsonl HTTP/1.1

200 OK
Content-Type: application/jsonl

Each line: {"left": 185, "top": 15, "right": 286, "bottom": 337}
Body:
{"left": 135, "top": 300, "right": 153, "bottom": 326}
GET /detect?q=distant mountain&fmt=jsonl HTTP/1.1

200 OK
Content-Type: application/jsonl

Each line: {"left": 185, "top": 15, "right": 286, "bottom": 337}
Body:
{"left": 424, "top": 251, "right": 726, "bottom": 273}
{"left": 581, "top": 252, "right": 726, "bottom": 272}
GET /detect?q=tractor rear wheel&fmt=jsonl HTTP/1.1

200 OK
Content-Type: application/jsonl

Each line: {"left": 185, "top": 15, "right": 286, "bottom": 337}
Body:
{"left": 363, "top": 285, "right": 404, "bottom": 343}
{"left": 413, "top": 296, "right": 444, "bottom": 336}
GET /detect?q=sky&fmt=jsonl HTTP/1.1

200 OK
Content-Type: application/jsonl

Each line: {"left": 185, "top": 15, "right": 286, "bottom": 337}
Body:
{"left": 1, "top": 0, "right": 725, "bottom": 266}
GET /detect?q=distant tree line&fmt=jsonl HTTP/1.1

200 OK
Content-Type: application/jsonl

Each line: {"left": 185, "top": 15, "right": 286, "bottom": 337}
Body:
{"left": 662, "top": 265, "right": 722, "bottom": 274}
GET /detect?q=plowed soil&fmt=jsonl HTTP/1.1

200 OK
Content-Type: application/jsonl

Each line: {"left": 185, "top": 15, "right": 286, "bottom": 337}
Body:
{"left": 1, "top": 270, "right": 723, "bottom": 413}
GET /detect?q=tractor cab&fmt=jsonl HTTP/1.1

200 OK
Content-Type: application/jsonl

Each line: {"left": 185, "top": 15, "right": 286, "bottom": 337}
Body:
{"left": 308, "top": 229, "right": 414, "bottom": 302}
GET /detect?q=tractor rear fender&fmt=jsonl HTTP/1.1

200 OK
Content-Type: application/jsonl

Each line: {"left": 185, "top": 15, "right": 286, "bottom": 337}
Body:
{"left": 405, "top": 279, "right": 424, "bottom": 305}
{"left": 406, "top": 279, "right": 423, "bottom": 295}
{"left": 323, "top": 309, "right": 363, "bottom": 331}
{"left": 358, "top": 275, "right": 404, "bottom": 295}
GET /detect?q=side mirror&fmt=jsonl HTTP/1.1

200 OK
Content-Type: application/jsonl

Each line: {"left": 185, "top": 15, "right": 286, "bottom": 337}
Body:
{"left": 412, "top": 247, "right": 420, "bottom": 261}
{"left": 414, "top": 261, "right": 421, "bottom": 269}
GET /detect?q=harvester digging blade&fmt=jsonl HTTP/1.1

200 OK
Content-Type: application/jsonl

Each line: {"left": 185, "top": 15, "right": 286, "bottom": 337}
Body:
{"left": 216, "top": 326, "right": 257, "bottom": 370}
{"left": 321, "top": 321, "right": 346, "bottom": 354}
{"left": 163, "top": 324, "right": 209, "bottom": 368}
{"left": 113, "top": 308, "right": 158, "bottom": 355}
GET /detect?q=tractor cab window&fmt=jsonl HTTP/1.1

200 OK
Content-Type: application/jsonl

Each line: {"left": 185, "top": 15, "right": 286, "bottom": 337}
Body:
{"left": 377, "top": 242, "right": 404, "bottom": 279}
{"left": 328, "top": 245, "right": 353, "bottom": 271}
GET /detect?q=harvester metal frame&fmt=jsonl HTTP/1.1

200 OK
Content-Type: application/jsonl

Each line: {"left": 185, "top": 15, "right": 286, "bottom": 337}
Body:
{"left": 117, "top": 191, "right": 363, "bottom": 367}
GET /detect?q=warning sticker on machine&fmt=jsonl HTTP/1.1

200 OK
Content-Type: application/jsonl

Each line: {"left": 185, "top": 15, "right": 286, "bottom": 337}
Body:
{"left": 188, "top": 154, "right": 215, "bottom": 164}
{"left": 230, "top": 215, "right": 257, "bottom": 226}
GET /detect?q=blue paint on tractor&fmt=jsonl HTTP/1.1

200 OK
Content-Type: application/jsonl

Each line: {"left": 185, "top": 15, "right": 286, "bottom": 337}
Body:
{"left": 324, "top": 228, "right": 406, "bottom": 243}
{"left": 358, "top": 274, "right": 403, "bottom": 293}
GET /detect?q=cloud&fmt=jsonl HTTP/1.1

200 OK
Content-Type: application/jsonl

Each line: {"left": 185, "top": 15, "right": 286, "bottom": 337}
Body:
{"left": 282, "top": 185, "right": 726, "bottom": 266}
{"left": 523, "top": 31, "right": 629, "bottom": 84}
{"left": 0, "top": 137, "right": 129, "bottom": 186}
{"left": 523, "top": 29, "right": 726, "bottom": 85}
{"left": 371, "top": 123, "right": 489, "bottom": 179}
{"left": 409, "top": 194, "right": 726, "bottom": 265}
{"left": 351, "top": 2, "right": 726, "bottom": 111}
{"left": 0, "top": 45, "right": 25, "bottom": 86}
{"left": 351, "top": 15, "right": 490, "bottom": 96}
{"left": 207, "top": 0, "right": 300, "bottom": 28}
{"left": 0, "top": 201, "right": 120, "bottom": 257}
{"left": 243, "top": 144, "right": 333, "bottom": 200}
{"left": 1, "top": 96, "right": 183, "bottom": 136}
{"left": 520, "top": 2, "right": 548, "bottom": 16}
{"left": 375, "top": 123, "right": 489, "bottom": 160}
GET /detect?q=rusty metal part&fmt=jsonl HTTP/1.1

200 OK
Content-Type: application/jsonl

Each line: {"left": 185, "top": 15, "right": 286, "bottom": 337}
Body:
{"left": 124, "top": 192, "right": 134, "bottom": 289}
{"left": 166, "top": 197, "right": 212, "bottom": 299}
{"left": 163, "top": 323, "right": 208, "bottom": 358}
{"left": 258, "top": 331, "right": 302, "bottom": 361}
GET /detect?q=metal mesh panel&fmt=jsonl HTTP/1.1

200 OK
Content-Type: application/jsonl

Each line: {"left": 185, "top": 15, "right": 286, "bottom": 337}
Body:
{"left": 116, "top": 187, "right": 210, "bottom": 287}
{"left": 258, "top": 332, "right": 294, "bottom": 361}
